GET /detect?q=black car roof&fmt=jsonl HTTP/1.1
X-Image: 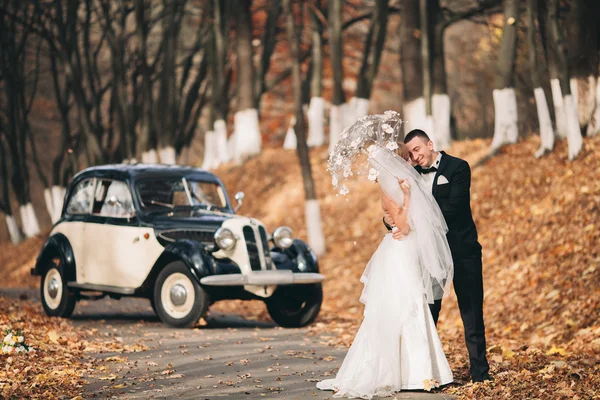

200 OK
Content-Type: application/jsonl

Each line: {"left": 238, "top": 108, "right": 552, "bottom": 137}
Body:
{"left": 72, "top": 163, "right": 221, "bottom": 183}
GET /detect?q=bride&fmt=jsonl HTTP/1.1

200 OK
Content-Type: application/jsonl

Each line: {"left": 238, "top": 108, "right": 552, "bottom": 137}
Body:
{"left": 318, "top": 137, "right": 454, "bottom": 399}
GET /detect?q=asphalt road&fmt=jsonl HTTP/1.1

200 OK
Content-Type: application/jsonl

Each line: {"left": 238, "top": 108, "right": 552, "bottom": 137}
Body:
{"left": 1, "top": 288, "right": 454, "bottom": 400}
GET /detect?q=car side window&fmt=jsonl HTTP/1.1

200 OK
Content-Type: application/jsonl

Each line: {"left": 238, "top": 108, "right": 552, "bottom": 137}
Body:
{"left": 93, "top": 180, "right": 135, "bottom": 218}
{"left": 66, "top": 179, "right": 95, "bottom": 214}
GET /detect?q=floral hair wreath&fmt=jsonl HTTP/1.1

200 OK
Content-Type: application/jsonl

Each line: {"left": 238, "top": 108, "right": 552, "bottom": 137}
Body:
{"left": 327, "top": 110, "right": 403, "bottom": 196}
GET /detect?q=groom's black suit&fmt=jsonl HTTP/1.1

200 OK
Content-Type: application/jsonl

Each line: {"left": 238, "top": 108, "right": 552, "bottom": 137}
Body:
{"left": 385, "top": 151, "right": 490, "bottom": 381}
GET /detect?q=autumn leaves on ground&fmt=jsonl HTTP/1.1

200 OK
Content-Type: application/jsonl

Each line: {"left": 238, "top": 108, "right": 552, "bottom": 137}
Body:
{"left": 1, "top": 136, "right": 599, "bottom": 399}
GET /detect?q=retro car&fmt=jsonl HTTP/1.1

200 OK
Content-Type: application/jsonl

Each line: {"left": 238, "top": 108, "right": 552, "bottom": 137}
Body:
{"left": 31, "top": 164, "right": 324, "bottom": 328}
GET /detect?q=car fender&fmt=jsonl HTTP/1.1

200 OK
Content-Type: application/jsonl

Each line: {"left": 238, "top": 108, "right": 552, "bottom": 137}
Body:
{"left": 272, "top": 239, "right": 319, "bottom": 273}
{"left": 143, "top": 239, "right": 214, "bottom": 290}
{"left": 32, "top": 233, "right": 76, "bottom": 281}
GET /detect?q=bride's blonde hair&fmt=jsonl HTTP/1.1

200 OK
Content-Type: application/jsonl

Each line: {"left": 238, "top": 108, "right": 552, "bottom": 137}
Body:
{"left": 396, "top": 142, "right": 409, "bottom": 161}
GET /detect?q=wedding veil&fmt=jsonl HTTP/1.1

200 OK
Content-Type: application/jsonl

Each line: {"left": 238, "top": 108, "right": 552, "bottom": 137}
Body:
{"left": 327, "top": 110, "right": 453, "bottom": 302}
{"left": 369, "top": 147, "right": 454, "bottom": 303}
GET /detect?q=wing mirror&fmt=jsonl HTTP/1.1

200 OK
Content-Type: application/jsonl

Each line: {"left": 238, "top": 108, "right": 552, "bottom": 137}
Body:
{"left": 234, "top": 191, "right": 245, "bottom": 212}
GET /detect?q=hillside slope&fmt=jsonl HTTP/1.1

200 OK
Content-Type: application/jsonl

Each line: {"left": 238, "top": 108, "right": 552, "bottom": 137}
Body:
{"left": 2, "top": 136, "right": 599, "bottom": 398}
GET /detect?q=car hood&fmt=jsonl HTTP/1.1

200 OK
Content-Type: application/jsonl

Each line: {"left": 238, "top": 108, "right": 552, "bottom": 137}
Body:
{"left": 146, "top": 210, "right": 236, "bottom": 232}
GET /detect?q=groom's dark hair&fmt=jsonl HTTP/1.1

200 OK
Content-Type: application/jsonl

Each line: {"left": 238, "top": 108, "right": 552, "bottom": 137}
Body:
{"left": 404, "top": 129, "right": 431, "bottom": 144}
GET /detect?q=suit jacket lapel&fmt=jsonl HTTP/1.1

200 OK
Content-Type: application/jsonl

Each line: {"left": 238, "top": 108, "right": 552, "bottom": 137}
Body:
{"left": 432, "top": 151, "right": 448, "bottom": 197}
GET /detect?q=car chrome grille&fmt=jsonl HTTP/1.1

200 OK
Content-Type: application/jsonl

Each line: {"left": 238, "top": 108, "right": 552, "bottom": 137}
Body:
{"left": 258, "top": 226, "right": 273, "bottom": 270}
{"left": 158, "top": 229, "right": 215, "bottom": 244}
{"left": 243, "top": 226, "right": 262, "bottom": 271}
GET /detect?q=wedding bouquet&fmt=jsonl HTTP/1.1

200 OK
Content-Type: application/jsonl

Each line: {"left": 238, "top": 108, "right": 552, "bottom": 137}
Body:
{"left": 327, "top": 110, "right": 404, "bottom": 196}
{"left": 2, "top": 328, "right": 35, "bottom": 354}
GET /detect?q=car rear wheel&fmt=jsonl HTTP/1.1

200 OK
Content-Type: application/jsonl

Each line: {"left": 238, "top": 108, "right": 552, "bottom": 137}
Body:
{"left": 153, "top": 261, "right": 209, "bottom": 328}
{"left": 266, "top": 283, "right": 323, "bottom": 328}
{"left": 40, "top": 259, "right": 76, "bottom": 318}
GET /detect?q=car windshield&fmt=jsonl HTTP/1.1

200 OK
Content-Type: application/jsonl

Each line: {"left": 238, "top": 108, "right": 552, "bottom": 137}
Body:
{"left": 136, "top": 178, "right": 229, "bottom": 212}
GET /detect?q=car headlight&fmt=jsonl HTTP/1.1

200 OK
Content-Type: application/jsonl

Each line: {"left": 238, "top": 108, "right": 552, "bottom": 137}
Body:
{"left": 214, "top": 227, "right": 237, "bottom": 251}
{"left": 273, "top": 226, "right": 294, "bottom": 249}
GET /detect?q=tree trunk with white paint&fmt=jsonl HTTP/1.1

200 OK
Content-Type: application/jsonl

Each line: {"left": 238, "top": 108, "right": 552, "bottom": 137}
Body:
{"left": 571, "top": 76, "right": 597, "bottom": 129}
{"left": 306, "top": 7, "right": 324, "bottom": 148}
{"left": 305, "top": 199, "right": 326, "bottom": 256}
{"left": 354, "top": 97, "right": 370, "bottom": 119}
{"left": 490, "top": 0, "right": 520, "bottom": 155}
{"left": 352, "top": 0, "right": 387, "bottom": 123}
{"left": 141, "top": 149, "right": 159, "bottom": 163}
{"left": 564, "top": 95, "right": 583, "bottom": 160}
{"left": 533, "top": 88, "right": 555, "bottom": 158}
{"left": 527, "top": 0, "right": 555, "bottom": 158}
{"left": 51, "top": 186, "right": 66, "bottom": 223}
{"left": 399, "top": 0, "right": 424, "bottom": 138}
{"left": 548, "top": 0, "right": 582, "bottom": 160}
{"left": 328, "top": 104, "right": 345, "bottom": 153}
{"left": 283, "top": 116, "right": 297, "bottom": 150}
{"left": 566, "top": 0, "right": 599, "bottom": 130}
{"left": 232, "top": 109, "right": 262, "bottom": 163}
{"left": 44, "top": 188, "right": 54, "bottom": 224}
{"left": 214, "top": 119, "right": 230, "bottom": 164}
{"left": 158, "top": 146, "right": 177, "bottom": 164}
{"left": 328, "top": 0, "right": 345, "bottom": 149}
{"left": 490, "top": 88, "right": 519, "bottom": 152}
{"left": 402, "top": 97, "right": 427, "bottom": 135}
{"left": 307, "top": 97, "right": 325, "bottom": 147}
{"left": 233, "top": 0, "right": 261, "bottom": 164}
{"left": 550, "top": 78, "right": 567, "bottom": 139}
{"left": 202, "top": 131, "right": 218, "bottom": 169}
{"left": 431, "top": 0, "right": 451, "bottom": 150}
{"left": 20, "top": 203, "right": 40, "bottom": 238}
{"left": 284, "top": 0, "right": 326, "bottom": 255}
{"left": 5, "top": 215, "right": 22, "bottom": 245}
{"left": 587, "top": 77, "right": 600, "bottom": 136}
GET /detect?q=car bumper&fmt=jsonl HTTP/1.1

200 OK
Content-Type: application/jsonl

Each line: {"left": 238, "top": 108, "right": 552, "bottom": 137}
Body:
{"left": 199, "top": 270, "right": 324, "bottom": 286}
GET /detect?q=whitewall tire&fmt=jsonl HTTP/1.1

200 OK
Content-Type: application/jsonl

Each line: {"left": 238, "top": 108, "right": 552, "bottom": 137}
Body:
{"left": 40, "top": 263, "right": 76, "bottom": 318}
{"left": 153, "top": 261, "right": 209, "bottom": 328}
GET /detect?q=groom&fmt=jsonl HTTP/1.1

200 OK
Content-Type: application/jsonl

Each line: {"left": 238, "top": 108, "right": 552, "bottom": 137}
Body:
{"left": 383, "top": 129, "right": 491, "bottom": 383}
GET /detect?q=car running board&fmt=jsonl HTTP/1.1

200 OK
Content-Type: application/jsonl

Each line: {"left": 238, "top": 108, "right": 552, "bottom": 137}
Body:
{"left": 67, "top": 282, "right": 135, "bottom": 295}
{"left": 200, "top": 270, "right": 325, "bottom": 286}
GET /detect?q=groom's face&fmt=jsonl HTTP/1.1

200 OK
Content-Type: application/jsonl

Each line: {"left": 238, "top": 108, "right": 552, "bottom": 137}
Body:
{"left": 405, "top": 137, "right": 435, "bottom": 167}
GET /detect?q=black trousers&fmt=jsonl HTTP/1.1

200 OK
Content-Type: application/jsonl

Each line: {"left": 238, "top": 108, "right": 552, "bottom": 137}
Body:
{"left": 429, "top": 254, "right": 490, "bottom": 380}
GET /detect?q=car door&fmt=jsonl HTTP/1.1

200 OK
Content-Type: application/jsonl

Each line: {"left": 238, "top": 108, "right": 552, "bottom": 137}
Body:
{"left": 52, "top": 178, "right": 96, "bottom": 283}
{"left": 83, "top": 179, "right": 163, "bottom": 288}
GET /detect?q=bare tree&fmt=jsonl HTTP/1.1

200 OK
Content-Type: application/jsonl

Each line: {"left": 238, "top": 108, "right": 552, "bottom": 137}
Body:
{"left": 489, "top": 0, "right": 520, "bottom": 155}
{"left": 0, "top": 0, "right": 42, "bottom": 237}
{"left": 548, "top": 0, "right": 581, "bottom": 160}
{"left": 0, "top": 131, "right": 22, "bottom": 244}
{"left": 350, "top": 0, "right": 389, "bottom": 120}
{"left": 231, "top": 0, "right": 261, "bottom": 164}
{"left": 566, "top": 0, "right": 600, "bottom": 136}
{"left": 430, "top": 0, "right": 451, "bottom": 149}
{"left": 306, "top": 2, "right": 325, "bottom": 147}
{"left": 203, "top": 0, "right": 231, "bottom": 169}
{"left": 399, "top": 0, "right": 427, "bottom": 137}
{"left": 527, "top": 0, "right": 554, "bottom": 158}
{"left": 327, "top": 0, "right": 346, "bottom": 152}
{"left": 283, "top": 0, "right": 325, "bottom": 256}
{"left": 134, "top": 0, "right": 159, "bottom": 162}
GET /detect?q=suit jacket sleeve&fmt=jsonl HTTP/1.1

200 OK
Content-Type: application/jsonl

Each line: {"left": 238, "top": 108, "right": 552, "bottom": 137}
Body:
{"left": 383, "top": 217, "right": 393, "bottom": 231}
{"left": 439, "top": 160, "right": 471, "bottom": 223}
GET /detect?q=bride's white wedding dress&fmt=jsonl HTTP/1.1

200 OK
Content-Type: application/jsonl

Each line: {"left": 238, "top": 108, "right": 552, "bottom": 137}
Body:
{"left": 317, "top": 149, "right": 453, "bottom": 399}
{"left": 316, "top": 232, "right": 453, "bottom": 399}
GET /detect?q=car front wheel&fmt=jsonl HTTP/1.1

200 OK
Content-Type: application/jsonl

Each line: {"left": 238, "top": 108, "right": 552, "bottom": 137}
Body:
{"left": 153, "top": 261, "right": 209, "bottom": 328}
{"left": 40, "top": 261, "right": 76, "bottom": 318}
{"left": 266, "top": 283, "right": 323, "bottom": 328}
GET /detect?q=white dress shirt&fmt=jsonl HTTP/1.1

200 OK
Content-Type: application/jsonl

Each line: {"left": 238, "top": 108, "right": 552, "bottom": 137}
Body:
{"left": 422, "top": 152, "right": 442, "bottom": 191}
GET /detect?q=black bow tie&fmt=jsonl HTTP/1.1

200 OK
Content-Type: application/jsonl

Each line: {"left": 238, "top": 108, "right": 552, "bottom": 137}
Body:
{"left": 417, "top": 166, "right": 437, "bottom": 174}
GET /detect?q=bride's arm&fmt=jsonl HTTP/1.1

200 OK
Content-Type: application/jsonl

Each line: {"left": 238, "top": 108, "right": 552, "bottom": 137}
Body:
{"left": 381, "top": 189, "right": 411, "bottom": 236}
